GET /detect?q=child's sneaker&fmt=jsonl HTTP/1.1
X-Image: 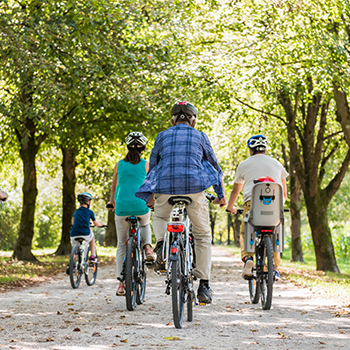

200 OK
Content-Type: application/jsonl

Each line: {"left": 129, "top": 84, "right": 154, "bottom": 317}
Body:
{"left": 89, "top": 255, "right": 99, "bottom": 263}
{"left": 66, "top": 265, "right": 70, "bottom": 275}
{"left": 274, "top": 270, "right": 281, "bottom": 281}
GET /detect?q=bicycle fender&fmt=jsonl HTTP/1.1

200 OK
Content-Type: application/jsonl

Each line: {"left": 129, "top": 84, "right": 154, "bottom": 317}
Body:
{"left": 169, "top": 253, "right": 178, "bottom": 261}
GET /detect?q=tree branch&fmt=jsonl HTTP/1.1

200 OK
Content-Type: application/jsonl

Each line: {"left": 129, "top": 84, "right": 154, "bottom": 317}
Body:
{"left": 233, "top": 97, "right": 287, "bottom": 125}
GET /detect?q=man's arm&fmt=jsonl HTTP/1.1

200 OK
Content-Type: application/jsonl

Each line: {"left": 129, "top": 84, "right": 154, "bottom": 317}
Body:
{"left": 282, "top": 178, "right": 287, "bottom": 201}
{"left": 149, "top": 135, "right": 160, "bottom": 172}
{"left": 212, "top": 177, "right": 227, "bottom": 206}
{"left": 226, "top": 182, "right": 244, "bottom": 214}
{"left": 202, "top": 133, "right": 223, "bottom": 175}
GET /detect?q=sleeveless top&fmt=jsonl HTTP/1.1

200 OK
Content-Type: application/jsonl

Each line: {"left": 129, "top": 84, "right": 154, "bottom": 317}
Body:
{"left": 115, "top": 159, "right": 150, "bottom": 216}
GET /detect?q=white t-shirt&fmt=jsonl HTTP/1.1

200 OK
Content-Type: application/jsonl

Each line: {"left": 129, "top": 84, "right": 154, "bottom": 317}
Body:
{"left": 234, "top": 154, "right": 289, "bottom": 203}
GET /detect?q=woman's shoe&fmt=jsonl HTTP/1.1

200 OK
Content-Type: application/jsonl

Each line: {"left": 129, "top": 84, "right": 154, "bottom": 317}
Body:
{"left": 116, "top": 284, "right": 126, "bottom": 296}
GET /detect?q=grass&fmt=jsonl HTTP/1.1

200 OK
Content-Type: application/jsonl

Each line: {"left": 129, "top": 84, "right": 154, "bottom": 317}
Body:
{"left": 221, "top": 244, "right": 350, "bottom": 306}
{"left": 0, "top": 244, "right": 116, "bottom": 289}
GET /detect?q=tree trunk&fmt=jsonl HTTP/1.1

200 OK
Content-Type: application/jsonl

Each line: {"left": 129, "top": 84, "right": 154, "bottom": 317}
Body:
{"left": 13, "top": 133, "right": 39, "bottom": 261}
{"left": 55, "top": 145, "right": 77, "bottom": 255}
{"left": 305, "top": 193, "right": 339, "bottom": 272}
{"left": 227, "top": 212, "right": 232, "bottom": 245}
{"left": 209, "top": 204, "right": 217, "bottom": 245}
{"left": 289, "top": 161, "right": 304, "bottom": 262}
{"left": 105, "top": 209, "right": 117, "bottom": 246}
{"left": 233, "top": 214, "right": 241, "bottom": 247}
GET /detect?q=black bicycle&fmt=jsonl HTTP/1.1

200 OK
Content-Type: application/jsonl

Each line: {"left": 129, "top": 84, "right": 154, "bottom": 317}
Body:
{"left": 163, "top": 193, "right": 215, "bottom": 328}
{"left": 232, "top": 205, "right": 288, "bottom": 310}
{"left": 122, "top": 216, "right": 147, "bottom": 311}
{"left": 69, "top": 225, "right": 108, "bottom": 289}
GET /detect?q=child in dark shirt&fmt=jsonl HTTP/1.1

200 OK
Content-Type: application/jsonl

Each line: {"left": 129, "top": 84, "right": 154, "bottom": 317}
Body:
{"left": 70, "top": 192, "right": 102, "bottom": 263}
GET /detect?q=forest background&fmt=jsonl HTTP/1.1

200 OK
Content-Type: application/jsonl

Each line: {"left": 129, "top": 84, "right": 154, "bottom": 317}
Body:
{"left": 1, "top": 0, "right": 350, "bottom": 275}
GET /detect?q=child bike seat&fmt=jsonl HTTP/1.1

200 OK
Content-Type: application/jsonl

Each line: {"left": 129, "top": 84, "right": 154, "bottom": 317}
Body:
{"left": 249, "top": 182, "right": 283, "bottom": 228}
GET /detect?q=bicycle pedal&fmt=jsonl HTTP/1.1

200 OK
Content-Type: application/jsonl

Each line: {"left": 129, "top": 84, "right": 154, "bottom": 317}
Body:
{"left": 199, "top": 302, "right": 207, "bottom": 306}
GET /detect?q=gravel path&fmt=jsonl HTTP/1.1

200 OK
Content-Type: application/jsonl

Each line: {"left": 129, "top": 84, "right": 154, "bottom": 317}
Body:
{"left": 1, "top": 246, "right": 349, "bottom": 350}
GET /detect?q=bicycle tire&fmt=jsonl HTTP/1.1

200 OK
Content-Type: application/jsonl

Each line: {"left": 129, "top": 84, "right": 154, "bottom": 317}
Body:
{"left": 125, "top": 237, "right": 137, "bottom": 311}
{"left": 260, "top": 235, "right": 274, "bottom": 310}
{"left": 84, "top": 247, "right": 98, "bottom": 286}
{"left": 249, "top": 245, "right": 260, "bottom": 304}
{"left": 171, "top": 239, "right": 186, "bottom": 329}
{"left": 187, "top": 288, "right": 194, "bottom": 322}
{"left": 69, "top": 245, "right": 82, "bottom": 289}
{"left": 136, "top": 249, "right": 146, "bottom": 305}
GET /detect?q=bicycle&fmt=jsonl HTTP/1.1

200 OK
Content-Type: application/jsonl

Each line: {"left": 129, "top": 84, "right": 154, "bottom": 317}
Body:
{"left": 232, "top": 181, "right": 287, "bottom": 310}
{"left": 69, "top": 225, "right": 108, "bottom": 289}
{"left": 120, "top": 215, "right": 152, "bottom": 311}
{"left": 162, "top": 193, "right": 215, "bottom": 329}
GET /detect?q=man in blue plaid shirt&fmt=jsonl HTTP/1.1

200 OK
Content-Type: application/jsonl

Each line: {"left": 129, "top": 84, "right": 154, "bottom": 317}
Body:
{"left": 136, "top": 101, "right": 227, "bottom": 304}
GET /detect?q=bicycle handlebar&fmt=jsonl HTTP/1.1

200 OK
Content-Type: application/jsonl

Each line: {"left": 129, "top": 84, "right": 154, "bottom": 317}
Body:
{"left": 90, "top": 224, "right": 109, "bottom": 228}
{"left": 206, "top": 193, "right": 216, "bottom": 202}
{"left": 226, "top": 208, "right": 289, "bottom": 215}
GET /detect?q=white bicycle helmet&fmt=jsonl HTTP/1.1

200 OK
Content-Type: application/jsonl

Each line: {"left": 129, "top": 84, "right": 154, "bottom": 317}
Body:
{"left": 247, "top": 134, "right": 268, "bottom": 152}
{"left": 77, "top": 192, "right": 94, "bottom": 206}
{"left": 125, "top": 131, "right": 148, "bottom": 147}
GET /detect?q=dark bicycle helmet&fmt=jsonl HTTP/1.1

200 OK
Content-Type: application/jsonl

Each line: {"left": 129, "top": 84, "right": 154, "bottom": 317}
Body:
{"left": 125, "top": 131, "right": 148, "bottom": 147}
{"left": 77, "top": 192, "right": 94, "bottom": 205}
{"left": 247, "top": 134, "right": 268, "bottom": 152}
{"left": 171, "top": 101, "right": 197, "bottom": 124}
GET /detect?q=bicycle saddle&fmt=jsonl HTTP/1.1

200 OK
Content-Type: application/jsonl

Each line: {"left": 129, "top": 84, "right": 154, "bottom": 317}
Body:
{"left": 75, "top": 238, "right": 85, "bottom": 243}
{"left": 168, "top": 196, "right": 192, "bottom": 206}
{"left": 125, "top": 216, "right": 141, "bottom": 222}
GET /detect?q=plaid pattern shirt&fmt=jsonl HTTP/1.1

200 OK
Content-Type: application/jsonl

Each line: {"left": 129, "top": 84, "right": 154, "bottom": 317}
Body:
{"left": 136, "top": 124, "right": 224, "bottom": 202}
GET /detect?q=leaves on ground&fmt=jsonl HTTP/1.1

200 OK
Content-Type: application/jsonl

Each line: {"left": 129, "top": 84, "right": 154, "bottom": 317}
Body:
{"left": 164, "top": 336, "right": 180, "bottom": 341}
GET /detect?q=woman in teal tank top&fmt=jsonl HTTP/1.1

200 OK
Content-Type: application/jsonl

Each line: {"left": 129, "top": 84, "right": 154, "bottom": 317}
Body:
{"left": 107, "top": 132, "right": 155, "bottom": 296}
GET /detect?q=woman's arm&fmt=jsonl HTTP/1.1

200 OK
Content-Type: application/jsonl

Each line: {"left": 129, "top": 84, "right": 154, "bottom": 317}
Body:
{"left": 107, "top": 161, "right": 119, "bottom": 208}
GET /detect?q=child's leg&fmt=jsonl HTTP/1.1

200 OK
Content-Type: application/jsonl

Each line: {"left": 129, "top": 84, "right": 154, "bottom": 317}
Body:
{"left": 89, "top": 235, "right": 96, "bottom": 256}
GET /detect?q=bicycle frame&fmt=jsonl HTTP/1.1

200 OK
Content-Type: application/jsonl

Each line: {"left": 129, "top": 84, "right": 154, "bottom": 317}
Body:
{"left": 163, "top": 203, "right": 191, "bottom": 280}
{"left": 73, "top": 239, "right": 90, "bottom": 274}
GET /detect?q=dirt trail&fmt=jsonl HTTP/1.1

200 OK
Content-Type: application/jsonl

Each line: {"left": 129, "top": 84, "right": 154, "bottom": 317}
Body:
{"left": 0, "top": 247, "right": 349, "bottom": 350}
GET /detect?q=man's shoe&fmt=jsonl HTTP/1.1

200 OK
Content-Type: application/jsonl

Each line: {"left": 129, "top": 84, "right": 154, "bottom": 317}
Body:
{"left": 274, "top": 270, "right": 281, "bottom": 281}
{"left": 154, "top": 241, "right": 165, "bottom": 272}
{"left": 241, "top": 257, "right": 254, "bottom": 279}
{"left": 65, "top": 265, "right": 70, "bottom": 275}
{"left": 197, "top": 284, "right": 212, "bottom": 304}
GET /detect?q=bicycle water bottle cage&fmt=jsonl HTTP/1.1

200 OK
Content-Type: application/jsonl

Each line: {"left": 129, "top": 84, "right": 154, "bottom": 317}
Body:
{"left": 260, "top": 195, "right": 275, "bottom": 205}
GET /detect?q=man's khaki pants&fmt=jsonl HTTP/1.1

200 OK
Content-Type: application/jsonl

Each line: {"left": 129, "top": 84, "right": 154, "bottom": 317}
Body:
{"left": 153, "top": 191, "right": 212, "bottom": 280}
{"left": 240, "top": 201, "right": 281, "bottom": 267}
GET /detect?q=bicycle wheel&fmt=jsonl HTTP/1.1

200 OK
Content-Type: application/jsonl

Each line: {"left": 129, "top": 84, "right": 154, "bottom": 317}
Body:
{"left": 249, "top": 246, "right": 260, "bottom": 304}
{"left": 125, "top": 237, "right": 137, "bottom": 311}
{"left": 171, "top": 243, "right": 185, "bottom": 329}
{"left": 136, "top": 249, "right": 146, "bottom": 305}
{"left": 69, "top": 245, "right": 82, "bottom": 289}
{"left": 84, "top": 247, "right": 98, "bottom": 286}
{"left": 260, "top": 235, "right": 274, "bottom": 310}
{"left": 187, "top": 286, "right": 194, "bottom": 322}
